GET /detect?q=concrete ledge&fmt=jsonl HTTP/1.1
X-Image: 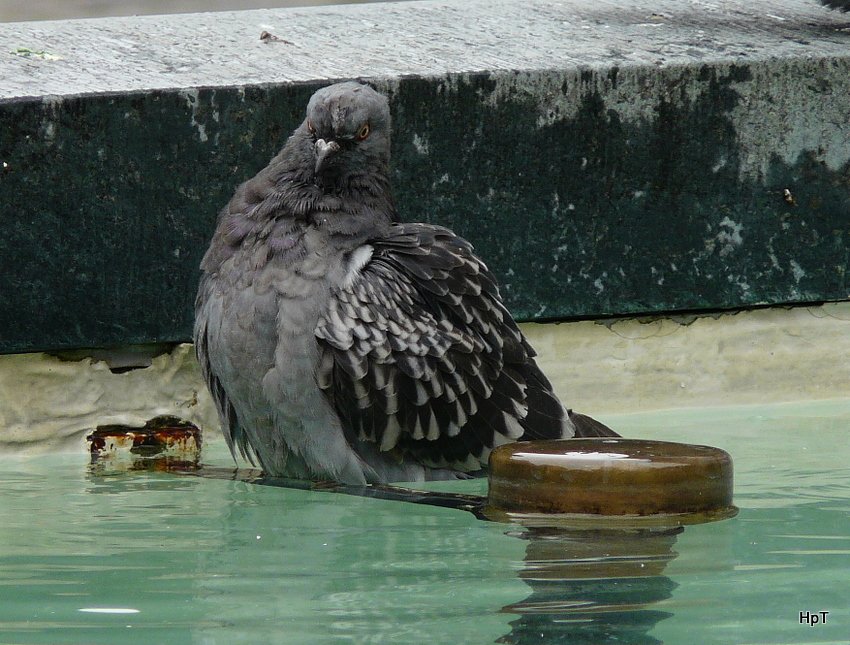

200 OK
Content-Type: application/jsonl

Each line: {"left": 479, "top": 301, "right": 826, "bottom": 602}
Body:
{"left": 3, "top": 303, "right": 849, "bottom": 452}
{"left": 1, "top": 0, "right": 849, "bottom": 352}
{"left": 526, "top": 301, "right": 850, "bottom": 415}
{"left": 0, "top": 344, "right": 217, "bottom": 453}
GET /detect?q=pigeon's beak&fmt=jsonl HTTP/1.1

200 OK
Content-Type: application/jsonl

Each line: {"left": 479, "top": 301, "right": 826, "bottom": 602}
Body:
{"left": 314, "top": 139, "right": 341, "bottom": 175}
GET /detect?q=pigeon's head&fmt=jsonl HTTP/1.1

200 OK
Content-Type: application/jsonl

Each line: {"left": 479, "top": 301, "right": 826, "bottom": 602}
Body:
{"left": 302, "top": 81, "right": 391, "bottom": 182}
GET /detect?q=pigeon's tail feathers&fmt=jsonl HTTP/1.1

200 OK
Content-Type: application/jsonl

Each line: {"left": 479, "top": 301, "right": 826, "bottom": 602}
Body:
{"left": 516, "top": 361, "right": 573, "bottom": 441}
{"left": 567, "top": 409, "right": 620, "bottom": 438}
{"left": 516, "top": 360, "right": 619, "bottom": 440}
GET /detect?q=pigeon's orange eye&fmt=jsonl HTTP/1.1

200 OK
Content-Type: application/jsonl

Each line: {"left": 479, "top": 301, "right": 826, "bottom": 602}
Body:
{"left": 356, "top": 123, "right": 370, "bottom": 141}
{"left": 306, "top": 120, "right": 316, "bottom": 135}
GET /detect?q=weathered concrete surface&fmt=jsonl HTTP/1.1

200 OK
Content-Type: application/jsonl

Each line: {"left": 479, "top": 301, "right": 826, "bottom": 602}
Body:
{"left": 2, "top": 0, "right": 849, "bottom": 95}
{"left": 526, "top": 302, "right": 850, "bottom": 415}
{"left": 4, "top": 303, "right": 850, "bottom": 453}
{"left": 0, "top": 0, "right": 849, "bottom": 352}
{"left": 0, "top": 344, "right": 217, "bottom": 453}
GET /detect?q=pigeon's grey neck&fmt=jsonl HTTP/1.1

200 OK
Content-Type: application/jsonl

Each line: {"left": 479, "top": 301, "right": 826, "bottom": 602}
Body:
{"left": 308, "top": 153, "right": 393, "bottom": 205}
{"left": 199, "top": 113, "right": 399, "bottom": 277}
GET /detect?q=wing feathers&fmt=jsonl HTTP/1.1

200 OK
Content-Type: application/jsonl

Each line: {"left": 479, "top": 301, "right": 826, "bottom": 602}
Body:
{"left": 315, "top": 223, "right": 578, "bottom": 472}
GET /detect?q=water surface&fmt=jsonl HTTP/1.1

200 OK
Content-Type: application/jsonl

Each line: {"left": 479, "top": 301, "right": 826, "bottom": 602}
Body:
{"left": 1, "top": 400, "right": 848, "bottom": 644}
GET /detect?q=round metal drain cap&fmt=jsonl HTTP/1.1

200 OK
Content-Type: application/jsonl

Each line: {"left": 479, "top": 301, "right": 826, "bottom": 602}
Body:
{"left": 486, "top": 438, "right": 736, "bottom": 526}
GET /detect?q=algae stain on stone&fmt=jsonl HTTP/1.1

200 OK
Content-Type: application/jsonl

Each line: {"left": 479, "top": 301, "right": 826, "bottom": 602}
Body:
{"left": 412, "top": 133, "right": 430, "bottom": 155}
{"left": 12, "top": 47, "right": 62, "bottom": 61}
{"left": 389, "top": 64, "right": 849, "bottom": 321}
{"left": 38, "top": 95, "right": 65, "bottom": 146}
{"left": 790, "top": 260, "right": 806, "bottom": 283}
{"left": 180, "top": 88, "right": 208, "bottom": 143}
{"left": 715, "top": 217, "right": 745, "bottom": 257}
{"left": 730, "top": 58, "right": 850, "bottom": 180}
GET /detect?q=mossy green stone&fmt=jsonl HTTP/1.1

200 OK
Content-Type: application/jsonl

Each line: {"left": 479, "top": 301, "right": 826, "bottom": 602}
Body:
{"left": 1, "top": 2, "right": 848, "bottom": 353}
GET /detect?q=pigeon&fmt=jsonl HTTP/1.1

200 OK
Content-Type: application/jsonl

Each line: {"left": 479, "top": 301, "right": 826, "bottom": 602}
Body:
{"left": 194, "top": 81, "right": 617, "bottom": 485}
